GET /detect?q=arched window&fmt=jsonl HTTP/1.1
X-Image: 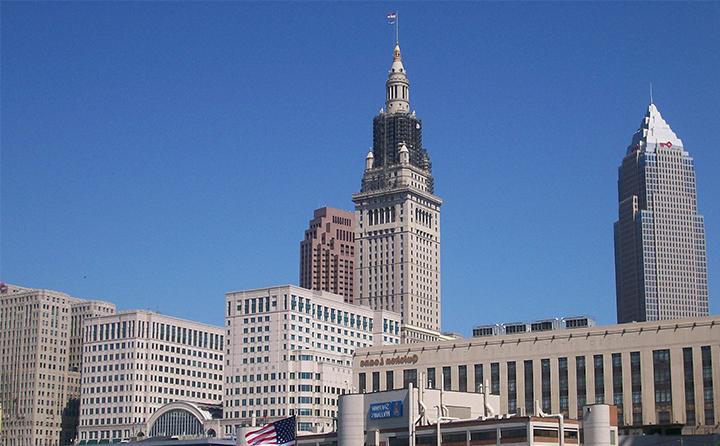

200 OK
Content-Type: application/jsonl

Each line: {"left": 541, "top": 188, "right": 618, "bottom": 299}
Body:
{"left": 149, "top": 409, "right": 204, "bottom": 437}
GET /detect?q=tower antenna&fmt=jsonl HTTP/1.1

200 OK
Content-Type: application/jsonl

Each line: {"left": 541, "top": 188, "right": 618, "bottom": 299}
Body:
{"left": 650, "top": 82, "right": 654, "bottom": 104}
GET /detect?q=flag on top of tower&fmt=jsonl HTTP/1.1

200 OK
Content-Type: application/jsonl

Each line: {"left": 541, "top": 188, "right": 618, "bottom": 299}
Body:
{"left": 387, "top": 12, "right": 397, "bottom": 24}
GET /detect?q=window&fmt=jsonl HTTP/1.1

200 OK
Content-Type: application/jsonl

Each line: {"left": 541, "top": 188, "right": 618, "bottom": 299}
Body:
{"left": 500, "top": 428, "right": 527, "bottom": 442}
{"left": 612, "top": 353, "right": 624, "bottom": 425}
{"left": 533, "top": 428, "right": 558, "bottom": 439}
{"left": 631, "top": 352, "right": 642, "bottom": 426}
{"left": 541, "top": 359, "right": 551, "bottom": 413}
{"left": 441, "top": 433, "right": 466, "bottom": 444}
{"left": 507, "top": 361, "right": 517, "bottom": 413}
{"left": 427, "top": 368, "right": 436, "bottom": 389}
{"left": 559, "top": 357, "right": 569, "bottom": 416}
{"left": 442, "top": 367, "right": 451, "bottom": 391}
{"left": 372, "top": 371, "right": 380, "bottom": 392}
{"left": 524, "top": 360, "right": 534, "bottom": 414}
{"left": 653, "top": 349, "right": 672, "bottom": 424}
{"left": 470, "top": 430, "right": 496, "bottom": 443}
{"left": 386, "top": 370, "right": 394, "bottom": 391}
{"left": 474, "top": 364, "right": 484, "bottom": 393}
{"left": 403, "top": 369, "right": 417, "bottom": 389}
{"left": 359, "top": 373, "right": 366, "bottom": 393}
{"left": 594, "top": 355, "right": 605, "bottom": 404}
{"left": 149, "top": 409, "right": 203, "bottom": 437}
{"left": 701, "top": 346, "right": 714, "bottom": 425}
{"left": 458, "top": 365, "right": 467, "bottom": 392}
{"left": 683, "top": 348, "right": 695, "bottom": 425}
{"left": 576, "top": 356, "right": 587, "bottom": 417}
{"left": 491, "top": 363, "right": 500, "bottom": 395}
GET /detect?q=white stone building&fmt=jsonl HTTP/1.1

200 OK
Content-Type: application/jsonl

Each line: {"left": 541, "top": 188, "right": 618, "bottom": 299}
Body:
{"left": 77, "top": 310, "right": 224, "bottom": 443}
{"left": 222, "top": 285, "right": 401, "bottom": 437}
{"left": 0, "top": 283, "right": 115, "bottom": 446}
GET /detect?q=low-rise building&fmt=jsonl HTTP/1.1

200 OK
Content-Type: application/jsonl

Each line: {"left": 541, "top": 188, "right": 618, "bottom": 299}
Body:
{"left": 77, "top": 310, "right": 224, "bottom": 443}
{"left": 283, "top": 388, "right": 615, "bottom": 446}
{"left": 353, "top": 316, "right": 720, "bottom": 435}
{"left": 222, "top": 285, "right": 402, "bottom": 437}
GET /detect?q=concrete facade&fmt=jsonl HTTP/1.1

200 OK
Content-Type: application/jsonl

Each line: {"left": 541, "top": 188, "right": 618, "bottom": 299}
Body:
{"left": 222, "top": 285, "right": 401, "bottom": 437}
{"left": 353, "top": 44, "right": 443, "bottom": 344}
{"left": 77, "top": 310, "right": 224, "bottom": 443}
{"left": 299, "top": 207, "right": 356, "bottom": 303}
{"left": 0, "top": 283, "right": 115, "bottom": 446}
{"left": 353, "top": 316, "right": 720, "bottom": 435}
{"left": 614, "top": 103, "right": 709, "bottom": 323}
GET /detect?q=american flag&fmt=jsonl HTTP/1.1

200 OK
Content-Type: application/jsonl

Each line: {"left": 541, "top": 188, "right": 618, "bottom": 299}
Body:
{"left": 387, "top": 12, "right": 397, "bottom": 25}
{"left": 245, "top": 416, "right": 296, "bottom": 446}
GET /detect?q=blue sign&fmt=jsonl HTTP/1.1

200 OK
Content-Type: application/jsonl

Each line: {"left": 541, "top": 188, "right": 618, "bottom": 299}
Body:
{"left": 369, "top": 401, "right": 404, "bottom": 419}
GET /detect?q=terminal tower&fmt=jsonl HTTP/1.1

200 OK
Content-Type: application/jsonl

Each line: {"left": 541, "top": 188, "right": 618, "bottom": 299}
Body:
{"left": 352, "top": 44, "right": 444, "bottom": 343}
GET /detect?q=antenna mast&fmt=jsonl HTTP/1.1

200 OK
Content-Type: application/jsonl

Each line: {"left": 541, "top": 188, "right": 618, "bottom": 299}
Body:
{"left": 396, "top": 11, "right": 399, "bottom": 44}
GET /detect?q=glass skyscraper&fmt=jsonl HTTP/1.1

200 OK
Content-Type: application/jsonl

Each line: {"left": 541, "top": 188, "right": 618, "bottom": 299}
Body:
{"left": 614, "top": 103, "right": 709, "bottom": 323}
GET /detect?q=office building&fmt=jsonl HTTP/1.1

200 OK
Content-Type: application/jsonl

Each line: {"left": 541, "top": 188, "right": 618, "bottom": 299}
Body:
{"left": 353, "top": 316, "right": 719, "bottom": 435}
{"left": 299, "top": 207, "right": 356, "bottom": 302}
{"left": 222, "top": 285, "right": 401, "bottom": 437}
{"left": 614, "top": 103, "right": 709, "bottom": 323}
{"left": 77, "top": 310, "right": 224, "bottom": 443}
{"left": 352, "top": 44, "right": 443, "bottom": 343}
{"left": 0, "top": 283, "right": 116, "bottom": 446}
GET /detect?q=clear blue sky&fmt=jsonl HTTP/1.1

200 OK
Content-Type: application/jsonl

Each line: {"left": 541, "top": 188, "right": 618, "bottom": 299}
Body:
{"left": 2, "top": 2, "right": 718, "bottom": 334}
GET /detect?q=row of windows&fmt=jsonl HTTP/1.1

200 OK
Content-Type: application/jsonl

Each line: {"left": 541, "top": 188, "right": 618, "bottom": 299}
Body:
{"left": 359, "top": 346, "right": 715, "bottom": 426}
{"left": 85, "top": 319, "right": 223, "bottom": 351}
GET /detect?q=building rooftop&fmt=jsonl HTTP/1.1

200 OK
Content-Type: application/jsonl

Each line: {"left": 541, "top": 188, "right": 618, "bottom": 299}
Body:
{"left": 359, "top": 315, "right": 719, "bottom": 355}
{"left": 629, "top": 102, "right": 684, "bottom": 153}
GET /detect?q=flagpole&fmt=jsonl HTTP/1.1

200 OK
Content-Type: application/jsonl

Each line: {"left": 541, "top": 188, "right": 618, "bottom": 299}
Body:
{"left": 396, "top": 11, "right": 400, "bottom": 44}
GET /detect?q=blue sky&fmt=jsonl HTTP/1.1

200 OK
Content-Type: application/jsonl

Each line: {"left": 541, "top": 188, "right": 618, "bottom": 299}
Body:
{"left": 2, "top": 2, "right": 718, "bottom": 334}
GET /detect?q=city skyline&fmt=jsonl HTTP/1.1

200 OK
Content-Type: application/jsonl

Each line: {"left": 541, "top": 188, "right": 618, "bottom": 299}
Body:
{"left": 2, "top": 3, "right": 718, "bottom": 335}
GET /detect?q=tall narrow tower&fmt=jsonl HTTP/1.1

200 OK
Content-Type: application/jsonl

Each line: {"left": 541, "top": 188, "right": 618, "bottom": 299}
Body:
{"left": 614, "top": 102, "right": 709, "bottom": 323}
{"left": 352, "top": 44, "right": 443, "bottom": 343}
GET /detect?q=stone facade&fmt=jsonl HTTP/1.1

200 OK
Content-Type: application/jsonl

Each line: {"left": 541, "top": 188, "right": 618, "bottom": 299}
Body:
{"left": 0, "top": 284, "right": 115, "bottom": 446}
{"left": 222, "top": 285, "right": 401, "bottom": 437}
{"left": 352, "top": 44, "right": 443, "bottom": 343}
{"left": 77, "top": 310, "right": 224, "bottom": 443}
{"left": 353, "top": 316, "right": 720, "bottom": 435}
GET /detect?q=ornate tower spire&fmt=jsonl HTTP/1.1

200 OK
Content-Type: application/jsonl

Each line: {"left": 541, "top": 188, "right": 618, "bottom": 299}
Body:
{"left": 354, "top": 42, "right": 443, "bottom": 343}
{"left": 385, "top": 44, "right": 410, "bottom": 114}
